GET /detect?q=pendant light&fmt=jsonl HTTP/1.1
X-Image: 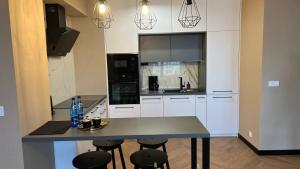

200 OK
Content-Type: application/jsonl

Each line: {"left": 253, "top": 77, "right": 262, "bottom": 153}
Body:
{"left": 92, "top": 0, "right": 113, "bottom": 29}
{"left": 134, "top": 0, "right": 157, "bottom": 30}
{"left": 178, "top": 0, "right": 201, "bottom": 28}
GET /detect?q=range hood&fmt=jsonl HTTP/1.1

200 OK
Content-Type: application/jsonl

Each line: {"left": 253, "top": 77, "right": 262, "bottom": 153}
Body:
{"left": 45, "top": 4, "right": 80, "bottom": 56}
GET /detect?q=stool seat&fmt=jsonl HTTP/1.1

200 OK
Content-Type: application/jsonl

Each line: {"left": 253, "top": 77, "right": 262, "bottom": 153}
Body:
{"left": 138, "top": 138, "right": 168, "bottom": 149}
{"left": 73, "top": 151, "right": 111, "bottom": 169}
{"left": 131, "top": 149, "right": 168, "bottom": 169}
{"left": 93, "top": 140, "right": 124, "bottom": 150}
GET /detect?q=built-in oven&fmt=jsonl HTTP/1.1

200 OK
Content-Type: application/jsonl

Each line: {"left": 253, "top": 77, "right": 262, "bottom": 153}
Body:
{"left": 107, "top": 53, "right": 140, "bottom": 105}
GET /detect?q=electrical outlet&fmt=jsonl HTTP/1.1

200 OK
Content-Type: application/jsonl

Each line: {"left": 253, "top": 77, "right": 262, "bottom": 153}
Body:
{"left": 248, "top": 131, "right": 253, "bottom": 138}
{"left": 0, "top": 106, "right": 4, "bottom": 117}
{"left": 268, "top": 81, "right": 280, "bottom": 87}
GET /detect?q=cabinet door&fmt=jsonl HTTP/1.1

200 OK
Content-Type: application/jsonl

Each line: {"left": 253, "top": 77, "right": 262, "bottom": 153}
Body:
{"left": 207, "top": 31, "right": 239, "bottom": 94}
{"left": 207, "top": 95, "right": 238, "bottom": 136}
{"left": 138, "top": 0, "right": 172, "bottom": 34}
{"left": 140, "top": 35, "right": 171, "bottom": 63}
{"left": 140, "top": 96, "right": 164, "bottom": 117}
{"left": 207, "top": 0, "right": 241, "bottom": 31}
{"left": 172, "top": 0, "right": 207, "bottom": 32}
{"left": 170, "top": 34, "right": 203, "bottom": 62}
{"left": 195, "top": 95, "right": 207, "bottom": 127}
{"left": 104, "top": 0, "right": 138, "bottom": 53}
{"left": 109, "top": 104, "right": 140, "bottom": 118}
{"left": 163, "top": 95, "right": 196, "bottom": 117}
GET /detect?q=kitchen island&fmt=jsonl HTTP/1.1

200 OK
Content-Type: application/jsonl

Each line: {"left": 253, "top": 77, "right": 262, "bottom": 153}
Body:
{"left": 22, "top": 117, "right": 210, "bottom": 169}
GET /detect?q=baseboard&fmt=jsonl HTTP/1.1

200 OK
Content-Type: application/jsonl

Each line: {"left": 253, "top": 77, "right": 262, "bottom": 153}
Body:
{"left": 238, "top": 134, "right": 300, "bottom": 155}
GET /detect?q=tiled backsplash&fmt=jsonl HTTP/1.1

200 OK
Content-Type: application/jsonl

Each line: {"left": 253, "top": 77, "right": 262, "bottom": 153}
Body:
{"left": 141, "top": 62, "right": 204, "bottom": 89}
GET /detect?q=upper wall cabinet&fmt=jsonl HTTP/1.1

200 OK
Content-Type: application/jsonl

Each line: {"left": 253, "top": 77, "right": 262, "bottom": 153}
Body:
{"left": 105, "top": 0, "right": 138, "bottom": 53}
{"left": 207, "top": 0, "right": 241, "bottom": 31}
{"left": 172, "top": 0, "right": 207, "bottom": 32}
{"left": 138, "top": 0, "right": 172, "bottom": 34}
{"left": 207, "top": 31, "right": 239, "bottom": 94}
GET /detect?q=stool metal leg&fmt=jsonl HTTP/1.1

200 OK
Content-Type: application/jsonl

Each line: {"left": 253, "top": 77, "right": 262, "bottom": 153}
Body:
{"left": 118, "top": 146, "right": 126, "bottom": 169}
{"left": 162, "top": 145, "right": 170, "bottom": 169}
{"left": 161, "top": 165, "right": 165, "bottom": 169}
{"left": 140, "top": 145, "right": 143, "bottom": 150}
{"left": 111, "top": 149, "right": 116, "bottom": 169}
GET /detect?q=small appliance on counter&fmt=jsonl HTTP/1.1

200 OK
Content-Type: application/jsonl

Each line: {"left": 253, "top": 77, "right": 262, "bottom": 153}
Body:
{"left": 148, "top": 76, "right": 159, "bottom": 91}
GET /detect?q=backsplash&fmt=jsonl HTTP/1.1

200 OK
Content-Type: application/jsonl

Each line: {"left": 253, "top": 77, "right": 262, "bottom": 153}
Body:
{"left": 141, "top": 62, "right": 203, "bottom": 89}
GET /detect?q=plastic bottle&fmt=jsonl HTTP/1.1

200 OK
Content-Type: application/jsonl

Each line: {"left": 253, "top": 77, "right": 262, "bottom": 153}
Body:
{"left": 70, "top": 98, "right": 78, "bottom": 127}
{"left": 187, "top": 82, "right": 191, "bottom": 89}
{"left": 77, "top": 96, "right": 84, "bottom": 124}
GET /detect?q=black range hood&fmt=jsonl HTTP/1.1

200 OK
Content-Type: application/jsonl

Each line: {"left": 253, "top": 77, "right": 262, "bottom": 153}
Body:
{"left": 45, "top": 4, "right": 80, "bottom": 56}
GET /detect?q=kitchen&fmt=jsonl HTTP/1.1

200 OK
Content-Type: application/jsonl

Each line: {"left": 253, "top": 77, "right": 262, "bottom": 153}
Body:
{"left": 1, "top": 0, "right": 300, "bottom": 169}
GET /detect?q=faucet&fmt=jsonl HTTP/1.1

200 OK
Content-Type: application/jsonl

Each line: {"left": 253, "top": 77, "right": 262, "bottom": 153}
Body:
{"left": 179, "top": 77, "right": 185, "bottom": 90}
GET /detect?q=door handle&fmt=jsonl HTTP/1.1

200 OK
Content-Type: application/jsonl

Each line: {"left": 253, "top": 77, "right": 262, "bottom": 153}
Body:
{"left": 142, "top": 98, "right": 161, "bottom": 100}
{"left": 197, "top": 97, "right": 206, "bottom": 99}
{"left": 170, "top": 97, "right": 189, "bottom": 100}
{"left": 212, "top": 97, "right": 233, "bottom": 99}
{"left": 213, "top": 90, "right": 232, "bottom": 93}
{"left": 115, "top": 107, "right": 134, "bottom": 109}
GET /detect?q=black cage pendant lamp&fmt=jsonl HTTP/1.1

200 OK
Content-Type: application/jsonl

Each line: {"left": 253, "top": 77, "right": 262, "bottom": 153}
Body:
{"left": 134, "top": 0, "right": 157, "bottom": 30}
{"left": 92, "top": 0, "right": 113, "bottom": 29}
{"left": 178, "top": 0, "right": 201, "bottom": 28}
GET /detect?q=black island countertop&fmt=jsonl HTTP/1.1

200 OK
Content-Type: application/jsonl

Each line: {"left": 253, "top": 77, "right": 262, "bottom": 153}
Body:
{"left": 140, "top": 89, "right": 206, "bottom": 96}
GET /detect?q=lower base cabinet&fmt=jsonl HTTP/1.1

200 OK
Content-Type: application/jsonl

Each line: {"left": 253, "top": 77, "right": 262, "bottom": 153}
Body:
{"left": 140, "top": 96, "right": 164, "bottom": 117}
{"left": 163, "top": 95, "right": 196, "bottom": 117}
{"left": 196, "top": 95, "right": 207, "bottom": 127}
{"left": 109, "top": 104, "right": 141, "bottom": 118}
{"left": 207, "top": 94, "right": 239, "bottom": 136}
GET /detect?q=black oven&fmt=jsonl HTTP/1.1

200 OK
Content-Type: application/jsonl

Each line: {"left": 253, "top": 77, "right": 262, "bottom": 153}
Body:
{"left": 107, "top": 54, "right": 140, "bottom": 105}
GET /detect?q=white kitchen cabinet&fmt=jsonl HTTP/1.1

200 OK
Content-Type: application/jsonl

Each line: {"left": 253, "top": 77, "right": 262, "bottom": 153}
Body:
{"left": 140, "top": 96, "right": 164, "bottom": 117}
{"left": 85, "top": 99, "right": 108, "bottom": 119}
{"left": 207, "top": 0, "right": 241, "bottom": 31}
{"left": 172, "top": 0, "right": 207, "bottom": 32}
{"left": 138, "top": 0, "right": 172, "bottom": 34}
{"left": 207, "top": 94, "right": 238, "bottom": 136}
{"left": 104, "top": 0, "right": 138, "bottom": 53}
{"left": 163, "top": 95, "right": 196, "bottom": 117}
{"left": 77, "top": 141, "right": 94, "bottom": 154}
{"left": 195, "top": 95, "right": 207, "bottom": 126}
{"left": 109, "top": 104, "right": 140, "bottom": 118}
{"left": 207, "top": 31, "right": 239, "bottom": 94}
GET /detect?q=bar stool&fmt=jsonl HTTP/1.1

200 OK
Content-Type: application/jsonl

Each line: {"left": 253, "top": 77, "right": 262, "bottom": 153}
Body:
{"left": 138, "top": 138, "right": 170, "bottom": 169}
{"left": 72, "top": 151, "right": 111, "bottom": 169}
{"left": 130, "top": 149, "right": 168, "bottom": 169}
{"left": 93, "top": 140, "right": 126, "bottom": 169}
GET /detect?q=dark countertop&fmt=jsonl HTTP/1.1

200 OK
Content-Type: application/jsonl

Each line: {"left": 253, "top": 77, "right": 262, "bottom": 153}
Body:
{"left": 52, "top": 95, "right": 106, "bottom": 121}
{"left": 22, "top": 117, "right": 209, "bottom": 142}
{"left": 140, "top": 89, "right": 206, "bottom": 96}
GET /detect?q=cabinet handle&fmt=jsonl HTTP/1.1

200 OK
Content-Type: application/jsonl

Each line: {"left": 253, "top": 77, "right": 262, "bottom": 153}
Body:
{"left": 170, "top": 97, "right": 189, "bottom": 100}
{"left": 142, "top": 98, "right": 161, "bottom": 100}
{"left": 115, "top": 107, "right": 134, "bottom": 109}
{"left": 213, "top": 90, "right": 232, "bottom": 93}
{"left": 212, "top": 97, "right": 233, "bottom": 99}
{"left": 197, "top": 97, "right": 206, "bottom": 99}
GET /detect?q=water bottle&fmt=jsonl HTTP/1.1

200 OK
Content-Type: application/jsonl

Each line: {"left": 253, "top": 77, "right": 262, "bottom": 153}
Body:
{"left": 77, "top": 96, "right": 84, "bottom": 124}
{"left": 70, "top": 98, "right": 78, "bottom": 127}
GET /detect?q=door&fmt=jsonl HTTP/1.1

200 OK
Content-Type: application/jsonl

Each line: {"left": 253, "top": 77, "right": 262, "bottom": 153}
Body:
{"left": 172, "top": 0, "right": 207, "bottom": 32}
{"left": 140, "top": 96, "right": 164, "bottom": 117}
{"left": 163, "top": 95, "right": 196, "bottom": 117}
{"left": 195, "top": 95, "right": 207, "bottom": 127}
{"left": 140, "top": 35, "right": 171, "bottom": 63}
{"left": 207, "top": 0, "right": 241, "bottom": 31}
{"left": 137, "top": 0, "right": 172, "bottom": 34}
{"left": 207, "top": 31, "right": 239, "bottom": 94}
{"left": 104, "top": 0, "right": 138, "bottom": 53}
{"left": 109, "top": 104, "right": 141, "bottom": 118}
{"left": 207, "top": 94, "right": 238, "bottom": 136}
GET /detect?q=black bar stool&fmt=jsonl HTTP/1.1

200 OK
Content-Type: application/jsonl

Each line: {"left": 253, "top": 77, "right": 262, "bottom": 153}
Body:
{"left": 73, "top": 151, "right": 111, "bottom": 169}
{"left": 130, "top": 149, "right": 168, "bottom": 169}
{"left": 93, "top": 140, "right": 126, "bottom": 169}
{"left": 138, "top": 138, "right": 170, "bottom": 169}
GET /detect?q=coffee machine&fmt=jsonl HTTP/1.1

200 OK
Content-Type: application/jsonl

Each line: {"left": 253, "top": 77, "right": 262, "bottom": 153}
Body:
{"left": 148, "top": 76, "right": 159, "bottom": 91}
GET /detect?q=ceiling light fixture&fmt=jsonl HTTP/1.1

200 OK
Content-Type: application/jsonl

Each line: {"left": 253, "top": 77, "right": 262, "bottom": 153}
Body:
{"left": 134, "top": 0, "right": 157, "bottom": 30}
{"left": 178, "top": 0, "right": 201, "bottom": 28}
{"left": 92, "top": 0, "right": 113, "bottom": 29}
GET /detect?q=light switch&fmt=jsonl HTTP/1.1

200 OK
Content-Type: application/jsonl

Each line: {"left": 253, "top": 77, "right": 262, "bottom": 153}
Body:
{"left": 0, "top": 106, "right": 4, "bottom": 117}
{"left": 268, "top": 81, "right": 280, "bottom": 87}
